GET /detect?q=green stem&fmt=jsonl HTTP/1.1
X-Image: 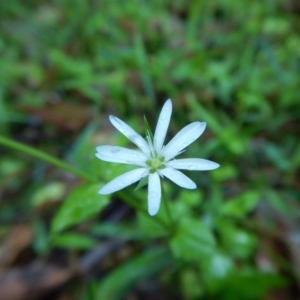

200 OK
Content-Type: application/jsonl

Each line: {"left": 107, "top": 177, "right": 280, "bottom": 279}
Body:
{"left": 119, "top": 191, "right": 169, "bottom": 230}
{"left": 0, "top": 135, "right": 96, "bottom": 182}
{"left": 0, "top": 135, "right": 169, "bottom": 229}
{"left": 161, "top": 183, "right": 176, "bottom": 233}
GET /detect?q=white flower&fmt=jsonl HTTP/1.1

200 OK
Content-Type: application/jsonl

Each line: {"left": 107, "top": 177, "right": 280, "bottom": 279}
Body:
{"left": 96, "top": 99, "right": 219, "bottom": 216}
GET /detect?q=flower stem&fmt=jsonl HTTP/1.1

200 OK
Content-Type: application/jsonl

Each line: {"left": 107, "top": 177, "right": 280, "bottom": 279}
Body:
{"left": 119, "top": 191, "right": 170, "bottom": 230}
{"left": 161, "top": 183, "right": 176, "bottom": 233}
{"left": 0, "top": 135, "right": 96, "bottom": 182}
{"left": 0, "top": 135, "right": 169, "bottom": 229}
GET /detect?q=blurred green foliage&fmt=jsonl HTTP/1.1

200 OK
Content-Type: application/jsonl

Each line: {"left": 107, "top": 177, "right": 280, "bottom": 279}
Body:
{"left": 0, "top": 0, "right": 299, "bottom": 299}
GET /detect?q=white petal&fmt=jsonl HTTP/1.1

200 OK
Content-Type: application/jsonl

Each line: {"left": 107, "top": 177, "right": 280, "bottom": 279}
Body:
{"left": 148, "top": 173, "right": 161, "bottom": 216}
{"left": 96, "top": 146, "right": 147, "bottom": 167}
{"left": 167, "top": 158, "right": 220, "bottom": 171}
{"left": 154, "top": 99, "right": 172, "bottom": 152}
{"left": 159, "top": 167, "right": 196, "bottom": 189}
{"left": 109, "top": 115, "right": 150, "bottom": 155}
{"left": 99, "top": 168, "right": 148, "bottom": 194}
{"left": 162, "top": 122, "right": 206, "bottom": 161}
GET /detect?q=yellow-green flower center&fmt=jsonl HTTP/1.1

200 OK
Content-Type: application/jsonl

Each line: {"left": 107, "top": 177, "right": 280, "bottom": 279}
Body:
{"left": 147, "top": 156, "right": 165, "bottom": 172}
{"left": 151, "top": 158, "right": 162, "bottom": 169}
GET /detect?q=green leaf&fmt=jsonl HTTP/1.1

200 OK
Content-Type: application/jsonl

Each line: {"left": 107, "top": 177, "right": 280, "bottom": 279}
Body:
{"left": 170, "top": 218, "right": 216, "bottom": 261}
{"left": 96, "top": 248, "right": 169, "bottom": 299}
{"left": 265, "top": 189, "right": 292, "bottom": 215}
{"left": 180, "top": 189, "right": 203, "bottom": 208}
{"left": 32, "top": 219, "right": 50, "bottom": 256}
{"left": 32, "top": 182, "right": 66, "bottom": 206}
{"left": 180, "top": 268, "right": 204, "bottom": 299}
{"left": 200, "top": 252, "right": 234, "bottom": 291}
{"left": 134, "top": 176, "right": 148, "bottom": 191}
{"left": 264, "top": 142, "right": 291, "bottom": 171}
{"left": 137, "top": 211, "right": 168, "bottom": 238}
{"left": 52, "top": 233, "right": 96, "bottom": 250}
{"left": 217, "top": 220, "right": 257, "bottom": 259}
{"left": 211, "top": 164, "right": 238, "bottom": 182}
{"left": 92, "top": 222, "right": 142, "bottom": 240}
{"left": 51, "top": 183, "right": 109, "bottom": 233}
{"left": 221, "top": 191, "right": 260, "bottom": 218}
{"left": 144, "top": 115, "right": 154, "bottom": 140}
{"left": 214, "top": 270, "right": 287, "bottom": 300}
{"left": 66, "top": 120, "right": 100, "bottom": 175}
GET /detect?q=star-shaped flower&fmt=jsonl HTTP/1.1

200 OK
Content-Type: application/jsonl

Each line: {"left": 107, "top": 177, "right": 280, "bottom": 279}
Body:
{"left": 96, "top": 99, "right": 219, "bottom": 216}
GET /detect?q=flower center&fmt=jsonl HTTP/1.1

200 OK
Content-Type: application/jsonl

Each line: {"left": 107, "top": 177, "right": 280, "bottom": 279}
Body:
{"left": 147, "top": 156, "right": 165, "bottom": 172}
{"left": 151, "top": 158, "right": 162, "bottom": 169}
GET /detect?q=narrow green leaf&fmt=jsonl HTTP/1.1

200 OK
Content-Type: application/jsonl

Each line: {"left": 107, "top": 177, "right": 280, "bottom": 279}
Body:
{"left": 0, "top": 135, "right": 96, "bottom": 181}
{"left": 144, "top": 115, "right": 154, "bottom": 140}
{"left": 96, "top": 248, "right": 169, "bottom": 299}
{"left": 200, "top": 251, "right": 234, "bottom": 290}
{"left": 217, "top": 220, "right": 257, "bottom": 258}
{"left": 170, "top": 218, "right": 216, "bottom": 261}
{"left": 137, "top": 211, "right": 169, "bottom": 238}
{"left": 134, "top": 176, "right": 148, "bottom": 191}
{"left": 52, "top": 233, "right": 96, "bottom": 250}
{"left": 221, "top": 191, "right": 260, "bottom": 218}
{"left": 92, "top": 222, "right": 142, "bottom": 240}
{"left": 32, "top": 182, "right": 66, "bottom": 206}
{"left": 51, "top": 183, "right": 109, "bottom": 233}
{"left": 214, "top": 270, "right": 287, "bottom": 299}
